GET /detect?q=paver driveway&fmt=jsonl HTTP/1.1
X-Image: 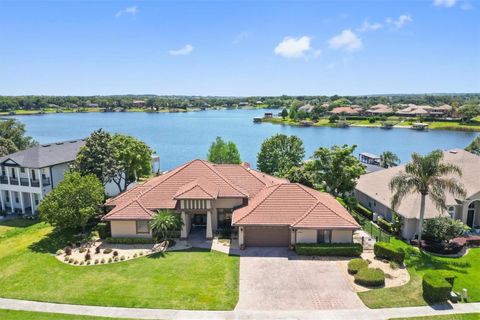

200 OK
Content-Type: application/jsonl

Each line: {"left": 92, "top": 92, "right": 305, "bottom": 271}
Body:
{"left": 235, "top": 247, "right": 366, "bottom": 311}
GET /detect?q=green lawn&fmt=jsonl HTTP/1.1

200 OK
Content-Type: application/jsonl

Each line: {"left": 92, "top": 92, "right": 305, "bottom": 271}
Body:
{"left": 0, "top": 219, "right": 37, "bottom": 237}
{"left": 0, "top": 221, "right": 239, "bottom": 310}
{"left": 390, "top": 314, "right": 480, "bottom": 320}
{"left": 359, "top": 238, "right": 480, "bottom": 308}
{"left": 0, "top": 309, "right": 144, "bottom": 320}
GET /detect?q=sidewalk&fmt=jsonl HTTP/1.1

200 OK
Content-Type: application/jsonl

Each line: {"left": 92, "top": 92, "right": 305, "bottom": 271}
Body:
{"left": 1, "top": 298, "right": 479, "bottom": 320}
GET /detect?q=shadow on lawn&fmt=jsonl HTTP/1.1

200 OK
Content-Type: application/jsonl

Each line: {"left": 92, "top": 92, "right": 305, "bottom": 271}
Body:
{"left": 408, "top": 249, "right": 470, "bottom": 274}
{"left": 29, "top": 228, "right": 75, "bottom": 254}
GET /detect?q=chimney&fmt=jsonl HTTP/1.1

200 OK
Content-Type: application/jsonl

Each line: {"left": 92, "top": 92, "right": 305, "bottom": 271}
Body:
{"left": 242, "top": 162, "right": 251, "bottom": 169}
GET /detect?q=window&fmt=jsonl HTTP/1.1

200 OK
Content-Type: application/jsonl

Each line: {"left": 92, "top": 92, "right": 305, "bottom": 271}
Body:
{"left": 448, "top": 206, "right": 455, "bottom": 219}
{"left": 20, "top": 168, "right": 25, "bottom": 173}
{"left": 136, "top": 221, "right": 149, "bottom": 234}
{"left": 15, "top": 193, "right": 19, "bottom": 203}
{"left": 31, "top": 170, "right": 36, "bottom": 180}
{"left": 317, "top": 230, "right": 331, "bottom": 244}
{"left": 217, "top": 208, "right": 233, "bottom": 229}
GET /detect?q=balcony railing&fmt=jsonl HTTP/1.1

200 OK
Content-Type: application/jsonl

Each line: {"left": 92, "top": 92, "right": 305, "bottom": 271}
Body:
{"left": 20, "top": 177, "right": 30, "bottom": 186}
{"left": 0, "top": 176, "right": 8, "bottom": 184}
{"left": 31, "top": 180, "right": 40, "bottom": 187}
{"left": 42, "top": 178, "right": 51, "bottom": 186}
{"left": 9, "top": 177, "right": 19, "bottom": 185}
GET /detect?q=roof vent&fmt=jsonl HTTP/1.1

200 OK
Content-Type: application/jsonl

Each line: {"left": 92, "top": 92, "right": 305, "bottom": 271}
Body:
{"left": 56, "top": 142, "right": 64, "bottom": 145}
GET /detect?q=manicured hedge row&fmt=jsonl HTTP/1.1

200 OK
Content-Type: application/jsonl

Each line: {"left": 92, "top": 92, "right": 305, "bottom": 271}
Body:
{"left": 348, "top": 258, "right": 368, "bottom": 274}
{"left": 374, "top": 242, "right": 405, "bottom": 264}
{"left": 296, "top": 243, "right": 363, "bottom": 257}
{"left": 355, "top": 204, "right": 373, "bottom": 220}
{"left": 105, "top": 237, "right": 156, "bottom": 244}
{"left": 95, "top": 222, "right": 109, "bottom": 239}
{"left": 422, "top": 271, "right": 456, "bottom": 303}
{"left": 354, "top": 267, "right": 385, "bottom": 287}
{"left": 377, "top": 217, "right": 395, "bottom": 234}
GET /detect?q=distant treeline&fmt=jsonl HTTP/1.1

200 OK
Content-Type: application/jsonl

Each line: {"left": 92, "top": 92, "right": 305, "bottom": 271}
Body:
{"left": 0, "top": 94, "right": 478, "bottom": 112}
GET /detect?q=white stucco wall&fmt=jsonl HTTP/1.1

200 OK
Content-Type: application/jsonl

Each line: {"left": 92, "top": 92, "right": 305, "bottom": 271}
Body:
{"left": 50, "top": 163, "right": 69, "bottom": 187}
{"left": 402, "top": 218, "right": 418, "bottom": 240}
{"left": 110, "top": 220, "right": 152, "bottom": 238}
{"left": 331, "top": 230, "right": 353, "bottom": 243}
{"left": 296, "top": 229, "right": 317, "bottom": 243}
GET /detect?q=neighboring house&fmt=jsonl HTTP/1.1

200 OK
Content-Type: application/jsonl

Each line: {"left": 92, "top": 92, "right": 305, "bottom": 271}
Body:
{"left": 329, "top": 106, "right": 362, "bottom": 115}
{"left": 355, "top": 149, "right": 480, "bottom": 239}
{"left": 103, "top": 159, "right": 360, "bottom": 247}
{"left": 358, "top": 152, "right": 384, "bottom": 173}
{"left": 366, "top": 104, "right": 393, "bottom": 115}
{"left": 396, "top": 104, "right": 432, "bottom": 117}
{"left": 132, "top": 100, "right": 146, "bottom": 107}
{"left": 298, "top": 104, "right": 315, "bottom": 113}
{"left": 0, "top": 139, "right": 134, "bottom": 215}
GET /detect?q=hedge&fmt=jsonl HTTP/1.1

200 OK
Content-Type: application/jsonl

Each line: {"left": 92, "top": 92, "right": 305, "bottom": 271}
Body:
{"left": 354, "top": 268, "right": 385, "bottom": 287}
{"left": 95, "top": 222, "right": 109, "bottom": 239}
{"left": 377, "top": 217, "right": 395, "bottom": 234}
{"left": 105, "top": 237, "right": 156, "bottom": 244}
{"left": 347, "top": 258, "right": 368, "bottom": 274}
{"left": 296, "top": 243, "right": 362, "bottom": 257}
{"left": 422, "top": 271, "right": 456, "bottom": 303}
{"left": 374, "top": 242, "right": 405, "bottom": 264}
{"left": 355, "top": 204, "right": 373, "bottom": 220}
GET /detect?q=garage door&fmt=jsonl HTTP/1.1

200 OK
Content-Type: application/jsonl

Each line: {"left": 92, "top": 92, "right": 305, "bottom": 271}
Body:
{"left": 244, "top": 226, "right": 290, "bottom": 247}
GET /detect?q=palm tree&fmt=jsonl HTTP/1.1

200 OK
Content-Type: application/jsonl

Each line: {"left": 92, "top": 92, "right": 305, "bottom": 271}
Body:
{"left": 380, "top": 151, "right": 400, "bottom": 168}
{"left": 149, "top": 210, "right": 184, "bottom": 241}
{"left": 390, "top": 150, "right": 466, "bottom": 247}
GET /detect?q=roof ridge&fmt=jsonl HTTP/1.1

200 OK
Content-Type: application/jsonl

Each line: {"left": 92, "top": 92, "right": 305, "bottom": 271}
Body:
{"left": 201, "top": 160, "right": 249, "bottom": 197}
{"left": 294, "top": 183, "right": 322, "bottom": 201}
{"left": 292, "top": 200, "right": 322, "bottom": 227}
{"left": 175, "top": 178, "right": 218, "bottom": 199}
{"left": 317, "top": 194, "right": 360, "bottom": 227}
{"left": 234, "top": 184, "right": 282, "bottom": 224}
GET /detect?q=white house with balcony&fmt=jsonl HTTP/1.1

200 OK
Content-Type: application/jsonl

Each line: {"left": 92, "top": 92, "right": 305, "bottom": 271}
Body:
{"left": 0, "top": 139, "right": 136, "bottom": 216}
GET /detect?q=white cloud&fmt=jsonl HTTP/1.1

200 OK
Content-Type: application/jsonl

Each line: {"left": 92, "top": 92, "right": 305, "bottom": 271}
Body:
{"left": 328, "top": 29, "right": 363, "bottom": 52}
{"left": 169, "top": 44, "right": 194, "bottom": 56}
{"left": 386, "top": 14, "right": 413, "bottom": 29}
{"left": 115, "top": 6, "right": 137, "bottom": 18}
{"left": 433, "top": 0, "right": 457, "bottom": 7}
{"left": 274, "top": 36, "right": 313, "bottom": 58}
{"left": 461, "top": 2, "right": 473, "bottom": 10}
{"left": 357, "top": 20, "right": 383, "bottom": 32}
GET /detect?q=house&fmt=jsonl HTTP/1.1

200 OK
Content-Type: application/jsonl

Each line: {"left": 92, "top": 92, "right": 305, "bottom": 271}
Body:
{"left": 103, "top": 159, "right": 360, "bottom": 247}
{"left": 0, "top": 139, "right": 143, "bottom": 216}
{"left": 298, "top": 104, "right": 315, "bottom": 113}
{"left": 132, "top": 100, "right": 146, "bottom": 107}
{"left": 355, "top": 149, "right": 480, "bottom": 239}
{"left": 366, "top": 104, "right": 393, "bottom": 115}
{"left": 396, "top": 104, "right": 432, "bottom": 117}
{"left": 358, "top": 152, "right": 384, "bottom": 173}
{"left": 329, "top": 106, "right": 362, "bottom": 115}
{"left": 0, "top": 140, "right": 86, "bottom": 215}
{"left": 430, "top": 104, "right": 453, "bottom": 117}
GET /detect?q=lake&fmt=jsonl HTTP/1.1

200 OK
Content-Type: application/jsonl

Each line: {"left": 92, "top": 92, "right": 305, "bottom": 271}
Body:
{"left": 14, "top": 109, "right": 478, "bottom": 170}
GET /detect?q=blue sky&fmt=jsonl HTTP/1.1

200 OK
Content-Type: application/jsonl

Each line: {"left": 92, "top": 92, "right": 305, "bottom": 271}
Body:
{"left": 0, "top": 0, "right": 479, "bottom": 96}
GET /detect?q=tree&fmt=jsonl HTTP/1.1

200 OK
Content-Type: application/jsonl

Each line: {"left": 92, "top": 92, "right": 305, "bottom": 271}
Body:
{"left": 329, "top": 114, "right": 339, "bottom": 123}
{"left": 39, "top": 171, "right": 104, "bottom": 232}
{"left": 207, "top": 137, "right": 241, "bottom": 164}
{"left": 111, "top": 134, "right": 153, "bottom": 192}
{"left": 280, "top": 108, "right": 288, "bottom": 119}
{"left": 0, "top": 137, "right": 18, "bottom": 156}
{"left": 458, "top": 103, "right": 480, "bottom": 121}
{"left": 423, "top": 216, "right": 467, "bottom": 243}
{"left": 380, "top": 151, "right": 400, "bottom": 168}
{"left": 257, "top": 134, "right": 305, "bottom": 177}
{"left": 289, "top": 106, "right": 297, "bottom": 120}
{"left": 296, "top": 109, "right": 309, "bottom": 120}
{"left": 74, "top": 129, "right": 117, "bottom": 186}
{"left": 285, "top": 166, "right": 314, "bottom": 188}
{"left": 465, "top": 136, "right": 480, "bottom": 155}
{"left": 390, "top": 150, "right": 467, "bottom": 247}
{"left": 0, "top": 119, "right": 37, "bottom": 150}
{"left": 150, "top": 210, "right": 183, "bottom": 241}
{"left": 306, "top": 144, "right": 365, "bottom": 196}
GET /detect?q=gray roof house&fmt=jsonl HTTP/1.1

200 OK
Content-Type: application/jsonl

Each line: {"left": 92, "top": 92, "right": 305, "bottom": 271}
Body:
{"left": 355, "top": 149, "right": 480, "bottom": 239}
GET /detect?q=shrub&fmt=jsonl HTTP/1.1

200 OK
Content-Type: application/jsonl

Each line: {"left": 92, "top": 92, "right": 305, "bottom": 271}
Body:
{"left": 354, "top": 268, "right": 385, "bottom": 287}
{"left": 56, "top": 249, "right": 64, "bottom": 256}
{"left": 68, "top": 258, "right": 74, "bottom": 264}
{"left": 105, "top": 237, "right": 155, "bottom": 244}
{"left": 79, "top": 248, "right": 87, "bottom": 253}
{"left": 73, "top": 260, "right": 79, "bottom": 265}
{"left": 422, "top": 271, "right": 456, "bottom": 303}
{"left": 355, "top": 204, "right": 373, "bottom": 219}
{"left": 94, "top": 259, "right": 99, "bottom": 265}
{"left": 64, "top": 257, "right": 69, "bottom": 262}
{"left": 101, "top": 259, "right": 105, "bottom": 264}
{"left": 139, "top": 251, "right": 144, "bottom": 256}
{"left": 377, "top": 217, "right": 395, "bottom": 234}
{"left": 103, "top": 248, "right": 113, "bottom": 254}
{"left": 108, "top": 258, "right": 113, "bottom": 263}
{"left": 95, "top": 222, "right": 109, "bottom": 239}
{"left": 86, "top": 261, "right": 91, "bottom": 265}
{"left": 389, "top": 261, "right": 399, "bottom": 270}
{"left": 113, "top": 250, "right": 119, "bottom": 257}
{"left": 348, "top": 258, "right": 369, "bottom": 275}
{"left": 114, "top": 257, "right": 119, "bottom": 262}
{"left": 296, "top": 243, "right": 363, "bottom": 257}
{"left": 120, "top": 255, "right": 125, "bottom": 261}
{"left": 423, "top": 217, "right": 467, "bottom": 243}
{"left": 133, "top": 253, "right": 138, "bottom": 258}
{"left": 80, "top": 261, "right": 84, "bottom": 265}
{"left": 64, "top": 246, "right": 72, "bottom": 256}
{"left": 374, "top": 242, "right": 405, "bottom": 264}
{"left": 85, "top": 253, "right": 91, "bottom": 261}
{"left": 95, "top": 246, "right": 101, "bottom": 254}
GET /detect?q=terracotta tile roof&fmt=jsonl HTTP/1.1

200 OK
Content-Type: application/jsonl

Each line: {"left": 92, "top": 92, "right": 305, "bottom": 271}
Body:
{"left": 330, "top": 106, "right": 361, "bottom": 115}
{"left": 104, "top": 159, "right": 284, "bottom": 221}
{"left": 104, "top": 199, "right": 155, "bottom": 220}
{"left": 233, "top": 183, "right": 360, "bottom": 230}
{"left": 174, "top": 177, "right": 219, "bottom": 200}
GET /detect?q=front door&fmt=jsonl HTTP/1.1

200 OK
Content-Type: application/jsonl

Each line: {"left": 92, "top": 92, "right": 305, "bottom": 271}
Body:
{"left": 192, "top": 213, "right": 207, "bottom": 227}
{"left": 467, "top": 206, "right": 475, "bottom": 228}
